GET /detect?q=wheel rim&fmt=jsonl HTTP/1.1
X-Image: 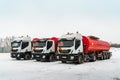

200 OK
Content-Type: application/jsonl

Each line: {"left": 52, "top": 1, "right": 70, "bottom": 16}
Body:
{"left": 50, "top": 55, "right": 54, "bottom": 62}
{"left": 93, "top": 55, "right": 96, "bottom": 61}
{"left": 25, "top": 54, "right": 30, "bottom": 60}
{"left": 78, "top": 55, "right": 82, "bottom": 64}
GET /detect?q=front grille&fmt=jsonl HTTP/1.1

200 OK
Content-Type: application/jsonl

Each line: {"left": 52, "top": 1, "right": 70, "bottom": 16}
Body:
{"left": 12, "top": 49, "right": 18, "bottom": 52}
{"left": 59, "top": 49, "right": 71, "bottom": 53}
{"left": 34, "top": 50, "right": 43, "bottom": 53}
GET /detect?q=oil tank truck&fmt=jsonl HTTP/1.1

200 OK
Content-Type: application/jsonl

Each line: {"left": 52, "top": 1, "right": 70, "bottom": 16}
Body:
{"left": 11, "top": 36, "right": 32, "bottom": 60}
{"left": 57, "top": 32, "right": 111, "bottom": 64}
{"left": 11, "top": 37, "right": 42, "bottom": 60}
{"left": 32, "top": 37, "right": 58, "bottom": 62}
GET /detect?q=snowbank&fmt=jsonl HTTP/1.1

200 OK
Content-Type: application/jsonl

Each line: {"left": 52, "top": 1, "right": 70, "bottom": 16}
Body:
{"left": 0, "top": 48, "right": 120, "bottom": 80}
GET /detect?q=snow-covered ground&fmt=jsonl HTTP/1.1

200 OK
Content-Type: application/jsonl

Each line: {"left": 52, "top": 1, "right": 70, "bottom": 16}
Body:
{"left": 0, "top": 48, "right": 120, "bottom": 80}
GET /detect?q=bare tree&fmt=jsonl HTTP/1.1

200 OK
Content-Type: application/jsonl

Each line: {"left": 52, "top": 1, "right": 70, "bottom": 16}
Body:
{"left": 0, "top": 36, "right": 15, "bottom": 53}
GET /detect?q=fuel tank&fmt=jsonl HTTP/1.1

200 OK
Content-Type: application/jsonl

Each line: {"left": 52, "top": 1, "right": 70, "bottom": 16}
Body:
{"left": 82, "top": 36, "right": 110, "bottom": 54}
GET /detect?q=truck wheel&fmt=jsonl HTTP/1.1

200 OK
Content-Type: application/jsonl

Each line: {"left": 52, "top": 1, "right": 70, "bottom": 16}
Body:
{"left": 49, "top": 54, "right": 55, "bottom": 62}
{"left": 77, "top": 55, "right": 83, "bottom": 64}
{"left": 24, "top": 54, "right": 31, "bottom": 60}
{"left": 62, "top": 61, "right": 66, "bottom": 63}
{"left": 16, "top": 54, "right": 21, "bottom": 60}
{"left": 102, "top": 54, "right": 105, "bottom": 60}
{"left": 100, "top": 54, "right": 104, "bottom": 60}
{"left": 108, "top": 53, "right": 111, "bottom": 59}
{"left": 105, "top": 53, "right": 108, "bottom": 59}
{"left": 91, "top": 54, "right": 96, "bottom": 62}
{"left": 84, "top": 55, "right": 89, "bottom": 62}
{"left": 103, "top": 53, "right": 106, "bottom": 60}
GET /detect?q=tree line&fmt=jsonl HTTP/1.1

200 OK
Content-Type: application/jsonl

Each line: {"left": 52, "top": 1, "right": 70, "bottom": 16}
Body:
{"left": 0, "top": 36, "right": 15, "bottom": 53}
{"left": 110, "top": 43, "right": 120, "bottom": 48}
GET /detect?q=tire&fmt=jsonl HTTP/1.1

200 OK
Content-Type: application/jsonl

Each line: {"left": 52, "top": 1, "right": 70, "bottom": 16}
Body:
{"left": 104, "top": 53, "right": 107, "bottom": 59}
{"left": 106, "top": 53, "right": 109, "bottom": 59}
{"left": 77, "top": 55, "right": 83, "bottom": 64}
{"left": 49, "top": 54, "right": 55, "bottom": 62}
{"left": 84, "top": 55, "right": 90, "bottom": 62}
{"left": 101, "top": 56, "right": 104, "bottom": 60}
{"left": 102, "top": 53, "right": 105, "bottom": 60}
{"left": 99, "top": 53, "right": 104, "bottom": 60}
{"left": 16, "top": 54, "right": 21, "bottom": 60}
{"left": 24, "top": 54, "right": 31, "bottom": 60}
{"left": 108, "top": 53, "right": 111, "bottom": 59}
{"left": 90, "top": 54, "right": 96, "bottom": 62}
{"left": 104, "top": 53, "right": 108, "bottom": 60}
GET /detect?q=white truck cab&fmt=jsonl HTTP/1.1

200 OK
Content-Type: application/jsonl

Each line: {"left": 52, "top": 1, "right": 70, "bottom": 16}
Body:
{"left": 58, "top": 32, "right": 84, "bottom": 63}
{"left": 33, "top": 37, "right": 58, "bottom": 62}
{"left": 58, "top": 32, "right": 83, "bottom": 54}
{"left": 11, "top": 36, "right": 32, "bottom": 60}
{"left": 33, "top": 39, "right": 55, "bottom": 54}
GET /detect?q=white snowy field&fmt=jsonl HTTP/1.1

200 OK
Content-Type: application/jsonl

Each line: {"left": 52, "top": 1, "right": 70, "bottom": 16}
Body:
{"left": 0, "top": 48, "right": 120, "bottom": 80}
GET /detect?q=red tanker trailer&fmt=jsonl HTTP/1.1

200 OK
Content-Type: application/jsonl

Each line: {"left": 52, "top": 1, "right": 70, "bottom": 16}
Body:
{"left": 82, "top": 36, "right": 110, "bottom": 53}
{"left": 58, "top": 32, "right": 111, "bottom": 64}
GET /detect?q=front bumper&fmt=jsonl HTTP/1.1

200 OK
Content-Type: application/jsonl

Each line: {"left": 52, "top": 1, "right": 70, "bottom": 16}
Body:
{"left": 58, "top": 54, "right": 78, "bottom": 61}
{"left": 33, "top": 52, "right": 50, "bottom": 60}
{"left": 11, "top": 52, "right": 25, "bottom": 58}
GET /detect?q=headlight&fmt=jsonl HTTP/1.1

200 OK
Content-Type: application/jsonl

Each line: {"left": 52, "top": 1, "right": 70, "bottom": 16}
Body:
{"left": 57, "top": 47, "right": 62, "bottom": 51}
{"left": 32, "top": 47, "right": 36, "bottom": 51}
{"left": 71, "top": 56, "right": 74, "bottom": 60}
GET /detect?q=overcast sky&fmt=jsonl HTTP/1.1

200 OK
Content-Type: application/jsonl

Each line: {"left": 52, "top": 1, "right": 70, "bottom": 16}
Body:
{"left": 0, "top": 0, "right": 120, "bottom": 43}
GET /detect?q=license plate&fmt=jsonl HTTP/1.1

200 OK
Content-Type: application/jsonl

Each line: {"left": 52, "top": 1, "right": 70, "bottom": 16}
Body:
{"left": 36, "top": 55, "right": 40, "bottom": 57}
{"left": 13, "top": 54, "right": 16, "bottom": 56}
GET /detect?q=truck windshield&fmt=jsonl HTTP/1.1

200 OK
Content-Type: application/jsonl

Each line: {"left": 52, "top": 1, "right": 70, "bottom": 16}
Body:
{"left": 58, "top": 40, "right": 74, "bottom": 47}
{"left": 11, "top": 41, "right": 21, "bottom": 48}
{"left": 33, "top": 41, "right": 46, "bottom": 48}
